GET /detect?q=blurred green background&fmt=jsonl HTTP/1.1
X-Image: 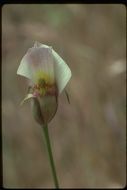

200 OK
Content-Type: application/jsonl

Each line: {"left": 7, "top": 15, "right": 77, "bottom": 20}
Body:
{"left": 2, "top": 4, "right": 126, "bottom": 188}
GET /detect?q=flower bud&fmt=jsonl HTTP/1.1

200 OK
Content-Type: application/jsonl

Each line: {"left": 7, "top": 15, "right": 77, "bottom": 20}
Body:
{"left": 31, "top": 95, "right": 58, "bottom": 125}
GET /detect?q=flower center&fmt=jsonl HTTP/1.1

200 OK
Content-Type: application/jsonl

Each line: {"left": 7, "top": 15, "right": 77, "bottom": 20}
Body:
{"left": 33, "top": 78, "right": 57, "bottom": 97}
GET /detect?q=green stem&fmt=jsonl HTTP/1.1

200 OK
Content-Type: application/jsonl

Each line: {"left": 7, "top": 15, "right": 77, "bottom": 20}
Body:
{"left": 42, "top": 124, "right": 59, "bottom": 188}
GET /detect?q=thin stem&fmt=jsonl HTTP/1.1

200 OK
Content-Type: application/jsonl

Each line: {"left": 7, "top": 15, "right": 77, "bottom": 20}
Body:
{"left": 42, "top": 124, "right": 59, "bottom": 188}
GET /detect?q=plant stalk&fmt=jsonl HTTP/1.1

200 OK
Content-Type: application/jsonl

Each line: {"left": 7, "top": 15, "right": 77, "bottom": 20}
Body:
{"left": 42, "top": 124, "right": 59, "bottom": 188}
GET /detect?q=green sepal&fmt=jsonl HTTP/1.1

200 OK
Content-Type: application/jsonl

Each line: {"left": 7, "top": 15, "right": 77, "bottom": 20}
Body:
{"left": 65, "top": 90, "right": 70, "bottom": 104}
{"left": 20, "top": 93, "right": 35, "bottom": 106}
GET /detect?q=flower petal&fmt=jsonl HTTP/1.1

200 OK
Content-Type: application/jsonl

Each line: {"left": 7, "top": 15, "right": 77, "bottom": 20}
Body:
{"left": 17, "top": 42, "right": 72, "bottom": 94}
{"left": 17, "top": 50, "right": 32, "bottom": 80}
{"left": 52, "top": 49, "right": 72, "bottom": 94}
{"left": 33, "top": 42, "right": 72, "bottom": 93}
{"left": 17, "top": 45, "right": 55, "bottom": 84}
{"left": 34, "top": 41, "right": 50, "bottom": 49}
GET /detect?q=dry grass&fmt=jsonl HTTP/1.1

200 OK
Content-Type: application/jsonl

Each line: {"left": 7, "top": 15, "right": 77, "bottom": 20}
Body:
{"left": 2, "top": 4, "right": 126, "bottom": 188}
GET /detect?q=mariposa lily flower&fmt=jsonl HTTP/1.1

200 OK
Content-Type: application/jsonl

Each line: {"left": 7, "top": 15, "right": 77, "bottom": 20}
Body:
{"left": 17, "top": 41, "right": 72, "bottom": 125}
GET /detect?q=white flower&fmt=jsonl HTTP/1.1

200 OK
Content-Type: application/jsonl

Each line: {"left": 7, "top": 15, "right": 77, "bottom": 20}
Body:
{"left": 17, "top": 41, "right": 71, "bottom": 94}
{"left": 17, "top": 42, "right": 72, "bottom": 124}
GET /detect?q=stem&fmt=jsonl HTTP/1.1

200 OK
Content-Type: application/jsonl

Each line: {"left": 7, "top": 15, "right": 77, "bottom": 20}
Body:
{"left": 42, "top": 124, "right": 59, "bottom": 188}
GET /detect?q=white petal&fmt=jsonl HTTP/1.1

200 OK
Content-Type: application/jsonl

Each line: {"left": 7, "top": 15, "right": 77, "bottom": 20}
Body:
{"left": 17, "top": 46, "right": 55, "bottom": 84}
{"left": 17, "top": 42, "right": 72, "bottom": 94}
{"left": 34, "top": 41, "right": 51, "bottom": 49}
{"left": 33, "top": 42, "right": 72, "bottom": 93}
{"left": 52, "top": 50, "right": 72, "bottom": 94}
{"left": 17, "top": 50, "right": 32, "bottom": 80}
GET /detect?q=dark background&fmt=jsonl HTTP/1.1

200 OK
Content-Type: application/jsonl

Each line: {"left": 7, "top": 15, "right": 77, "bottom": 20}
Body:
{"left": 2, "top": 4, "right": 126, "bottom": 188}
